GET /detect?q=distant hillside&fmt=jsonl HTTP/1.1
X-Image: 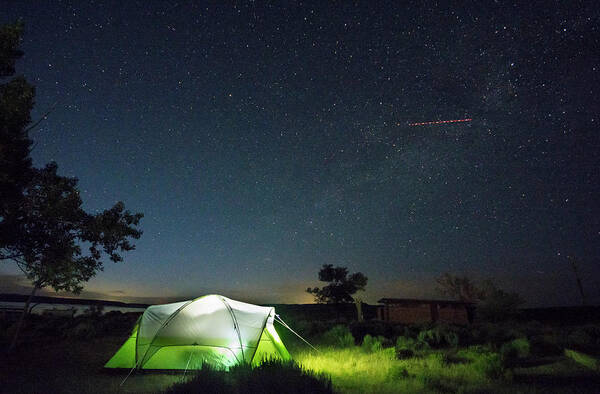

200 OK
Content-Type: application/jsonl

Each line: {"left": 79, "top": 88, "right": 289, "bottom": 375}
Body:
{"left": 0, "top": 293, "right": 149, "bottom": 309}
{"left": 3, "top": 293, "right": 597, "bottom": 325}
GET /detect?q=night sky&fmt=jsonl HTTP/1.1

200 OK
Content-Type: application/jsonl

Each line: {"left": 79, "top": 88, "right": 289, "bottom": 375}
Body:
{"left": 2, "top": 1, "right": 599, "bottom": 306}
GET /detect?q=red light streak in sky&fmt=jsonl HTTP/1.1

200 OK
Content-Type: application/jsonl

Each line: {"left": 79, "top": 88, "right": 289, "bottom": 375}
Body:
{"left": 404, "top": 118, "right": 472, "bottom": 126}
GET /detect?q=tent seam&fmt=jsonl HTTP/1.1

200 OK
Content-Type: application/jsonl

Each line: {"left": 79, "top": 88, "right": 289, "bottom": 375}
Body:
{"left": 132, "top": 315, "right": 141, "bottom": 365}
{"left": 137, "top": 299, "right": 195, "bottom": 368}
{"left": 219, "top": 296, "right": 245, "bottom": 364}
{"left": 249, "top": 307, "right": 274, "bottom": 364}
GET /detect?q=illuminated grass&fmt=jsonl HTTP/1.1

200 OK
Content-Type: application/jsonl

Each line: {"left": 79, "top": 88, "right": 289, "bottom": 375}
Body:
{"left": 293, "top": 346, "right": 512, "bottom": 393}
{"left": 296, "top": 347, "right": 412, "bottom": 393}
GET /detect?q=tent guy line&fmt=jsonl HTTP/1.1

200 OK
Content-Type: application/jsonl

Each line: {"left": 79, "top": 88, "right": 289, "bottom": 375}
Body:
{"left": 275, "top": 314, "right": 319, "bottom": 352}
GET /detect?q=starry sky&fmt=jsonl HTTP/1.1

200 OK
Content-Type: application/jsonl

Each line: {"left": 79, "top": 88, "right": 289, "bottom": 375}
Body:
{"left": 2, "top": 1, "right": 599, "bottom": 307}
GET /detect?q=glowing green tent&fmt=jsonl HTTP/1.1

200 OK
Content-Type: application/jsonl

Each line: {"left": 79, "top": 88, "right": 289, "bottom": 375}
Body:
{"left": 105, "top": 295, "right": 290, "bottom": 370}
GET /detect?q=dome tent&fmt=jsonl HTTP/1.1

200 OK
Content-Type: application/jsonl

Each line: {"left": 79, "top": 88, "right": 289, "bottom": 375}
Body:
{"left": 105, "top": 295, "right": 290, "bottom": 370}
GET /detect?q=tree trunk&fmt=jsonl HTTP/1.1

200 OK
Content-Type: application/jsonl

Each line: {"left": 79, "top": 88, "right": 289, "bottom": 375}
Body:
{"left": 354, "top": 298, "right": 364, "bottom": 322}
{"left": 8, "top": 284, "right": 39, "bottom": 354}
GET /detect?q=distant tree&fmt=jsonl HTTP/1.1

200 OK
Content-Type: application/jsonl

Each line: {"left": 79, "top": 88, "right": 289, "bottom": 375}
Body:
{"left": 476, "top": 279, "right": 525, "bottom": 321}
{"left": 3, "top": 164, "right": 143, "bottom": 352}
{"left": 436, "top": 273, "right": 484, "bottom": 302}
{"left": 306, "top": 264, "right": 368, "bottom": 304}
{"left": 0, "top": 22, "right": 35, "bottom": 250}
{"left": 436, "top": 272, "right": 524, "bottom": 321}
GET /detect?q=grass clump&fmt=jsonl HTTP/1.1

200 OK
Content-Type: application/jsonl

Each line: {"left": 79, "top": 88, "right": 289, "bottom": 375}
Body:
{"left": 500, "top": 338, "right": 531, "bottom": 368}
{"left": 321, "top": 324, "right": 355, "bottom": 348}
{"left": 417, "top": 325, "right": 460, "bottom": 348}
{"left": 470, "top": 350, "right": 506, "bottom": 380}
{"left": 167, "top": 360, "right": 333, "bottom": 394}
{"left": 237, "top": 360, "right": 333, "bottom": 393}
{"left": 395, "top": 336, "right": 420, "bottom": 359}
{"left": 166, "top": 364, "right": 233, "bottom": 393}
{"left": 361, "top": 334, "right": 385, "bottom": 353}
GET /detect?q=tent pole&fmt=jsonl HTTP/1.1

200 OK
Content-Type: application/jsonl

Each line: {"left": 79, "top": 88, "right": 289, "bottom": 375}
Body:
{"left": 220, "top": 297, "right": 245, "bottom": 363}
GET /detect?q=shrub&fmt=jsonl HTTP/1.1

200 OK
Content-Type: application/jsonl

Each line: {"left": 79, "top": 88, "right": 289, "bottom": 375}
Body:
{"left": 499, "top": 338, "right": 530, "bottom": 368}
{"left": 443, "top": 329, "right": 459, "bottom": 348}
{"left": 470, "top": 322, "right": 526, "bottom": 347}
{"left": 395, "top": 335, "right": 416, "bottom": 349}
{"left": 509, "top": 338, "right": 530, "bottom": 358}
{"left": 395, "top": 336, "right": 422, "bottom": 358}
{"left": 321, "top": 325, "right": 355, "bottom": 348}
{"left": 475, "top": 283, "right": 524, "bottom": 322}
{"left": 395, "top": 335, "right": 430, "bottom": 351}
{"left": 418, "top": 328, "right": 442, "bottom": 347}
{"left": 349, "top": 320, "right": 394, "bottom": 343}
{"left": 404, "top": 322, "right": 434, "bottom": 339}
{"left": 360, "top": 334, "right": 384, "bottom": 353}
{"left": 471, "top": 352, "right": 504, "bottom": 379}
{"left": 441, "top": 351, "right": 469, "bottom": 365}
{"left": 437, "top": 324, "right": 472, "bottom": 346}
{"left": 416, "top": 325, "right": 459, "bottom": 348}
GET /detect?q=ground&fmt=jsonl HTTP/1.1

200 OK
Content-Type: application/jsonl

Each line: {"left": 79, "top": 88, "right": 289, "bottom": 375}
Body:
{"left": 1, "top": 333, "right": 599, "bottom": 393}
{"left": 2, "top": 312, "right": 600, "bottom": 393}
{"left": 0, "top": 336, "right": 182, "bottom": 393}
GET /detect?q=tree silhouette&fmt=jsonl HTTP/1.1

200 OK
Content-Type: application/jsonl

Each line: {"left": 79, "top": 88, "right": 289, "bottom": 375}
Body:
{"left": 0, "top": 22, "right": 35, "bottom": 252}
{"left": 306, "top": 264, "right": 368, "bottom": 304}
{"left": 4, "top": 163, "right": 143, "bottom": 351}
{"left": 436, "top": 272, "right": 524, "bottom": 321}
{"left": 0, "top": 24, "right": 143, "bottom": 352}
{"left": 476, "top": 279, "right": 524, "bottom": 321}
{"left": 436, "top": 272, "right": 485, "bottom": 302}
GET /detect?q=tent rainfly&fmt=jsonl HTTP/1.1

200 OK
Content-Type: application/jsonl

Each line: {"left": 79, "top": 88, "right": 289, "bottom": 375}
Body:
{"left": 105, "top": 295, "right": 291, "bottom": 370}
